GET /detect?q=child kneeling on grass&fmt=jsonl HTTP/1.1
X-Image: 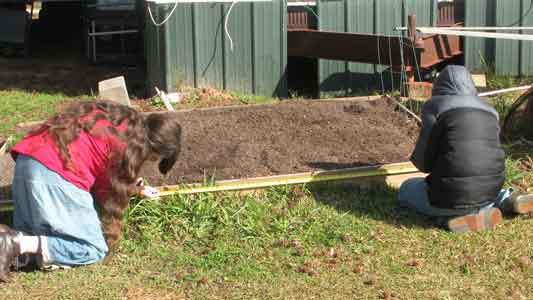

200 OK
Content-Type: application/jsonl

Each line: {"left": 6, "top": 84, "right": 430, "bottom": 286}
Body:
{"left": 0, "top": 100, "right": 181, "bottom": 281}
{"left": 397, "top": 65, "right": 533, "bottom": 232}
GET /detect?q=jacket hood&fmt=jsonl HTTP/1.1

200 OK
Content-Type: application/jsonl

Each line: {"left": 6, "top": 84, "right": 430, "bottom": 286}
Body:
{"left": 432, "top": 65, "right": 478, "bottom": 96}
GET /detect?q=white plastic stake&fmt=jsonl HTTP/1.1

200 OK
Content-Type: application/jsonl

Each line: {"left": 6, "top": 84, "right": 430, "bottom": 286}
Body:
{"left": 155, "top": 87, "right": 175, "bottom": 111}
{"left": 479, "top": 86, "right": 532, "bottom": 97}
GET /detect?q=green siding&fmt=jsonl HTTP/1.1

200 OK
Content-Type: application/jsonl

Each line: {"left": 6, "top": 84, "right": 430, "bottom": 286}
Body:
{"left": 193, "top": 4, "right": 224, "bottom": 89}
{"left": 167, "top": 4, "right": 195, "bottom": 89}
{"left": 464, "top": 0, "right": 495, "bottom": 73}
{"left": 346, "top": 0, "right": 375, "bottom": 94}
{"left": 317, "top": 0, "right": 437, "bottom": 97}
{"left": 223, "top": 3, "right": 253, "bottom": 94}
{"left": 145, "top": 1, "right": 287, "bottom": 97}
{"left": 253, "top": 2, "right": 288, "bottom": 96}
{"left": 465, "top": 0, "right": 533, "bottom": 76}
{"left": 317, "top": 0, "right": 347, "bottom": 95}
{"left": 495, "top": 0, "right": 521, "bottom": 75}
{"left": 522, "top": 0, "right": 533, "bottom": 76}
{"left": 404, "top": 0, "right": 437, "bottom": 27}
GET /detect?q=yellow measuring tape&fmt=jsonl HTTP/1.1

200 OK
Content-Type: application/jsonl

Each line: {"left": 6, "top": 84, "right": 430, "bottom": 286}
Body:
{"left": 158, "top": 162, "right": 419, "bottom": 196}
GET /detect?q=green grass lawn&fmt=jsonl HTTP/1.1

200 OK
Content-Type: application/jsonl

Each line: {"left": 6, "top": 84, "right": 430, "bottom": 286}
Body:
{"left": 0, "top": 90, "right": 84, "bottom": 140}
{"left": 0, "top": 86, "right": 532, "bottom": 300}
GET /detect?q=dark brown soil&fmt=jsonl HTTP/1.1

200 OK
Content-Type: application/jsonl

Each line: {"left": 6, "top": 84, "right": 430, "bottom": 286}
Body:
{"left": 139, "top": 97, "right": 419, "bottom": 186}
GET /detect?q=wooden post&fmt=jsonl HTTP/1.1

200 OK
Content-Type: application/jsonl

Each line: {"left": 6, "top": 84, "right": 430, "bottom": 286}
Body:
{"left": 408, "top": 15, "right": 425, "bottom": 49}
{"left": 408, "top": 15, "right": 417, "bottom": 44}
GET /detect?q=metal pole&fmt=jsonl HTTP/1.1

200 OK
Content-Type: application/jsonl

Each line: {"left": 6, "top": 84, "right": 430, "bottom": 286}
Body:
{"left": 92, "top": 21, "right": 96, "bottom": 63}
{"left": 397, "top": 26, "right": 533, "bottom": 31}
{"left": 479, "top": 86, "right": 533, "bottom": 97}
{"left": 400, "top": 27, "right": 533, "bottom": 41}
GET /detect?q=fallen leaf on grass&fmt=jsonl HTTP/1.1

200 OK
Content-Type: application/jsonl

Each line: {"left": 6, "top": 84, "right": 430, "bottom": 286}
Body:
{"left": 517, "top": 256, "right": 532, "bottom": 270}
{"left": 363, "top": 275, "right": 378, "bottom": 286}
{"left": 353, "top": 264, "right": 364, "bottom": 274}
{"left": 297, "top": 265, "right": 319, "bottom": 277}
{"left": 297, "top": 260, "right": 320, "bottom": 277}
{"left": 293, "top": 247, "right": 305, "bottom": 257}
{"left": 290, "top": 239, "right": 303, "bottom": 248}
{"left": 406, "top": 258, "right": 423, "bottom": 268}
{"left": 125, "top": 287, "right": 184, "bottom": 300}
{"left": 380, "top": 290, "right": 397, "bottom": 299}
{"left": 175, "top": 272, "right": 184, "bottom": 281}
{"left": 197, "top": 277, "right": 209, "bottom": 285}
{"left": 371, "top": 230, "right": 385, "bottom": 241}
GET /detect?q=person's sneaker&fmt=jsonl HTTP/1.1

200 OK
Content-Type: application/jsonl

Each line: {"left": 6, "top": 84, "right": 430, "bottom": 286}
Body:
{"left": 507, "top": 193, "right": 533, "bottom": 215}
{"left": 447, "top": 207, "right": 502, "bottom": 233}
{"left": 0, "top": 228, "right": 20, "bottom": 282}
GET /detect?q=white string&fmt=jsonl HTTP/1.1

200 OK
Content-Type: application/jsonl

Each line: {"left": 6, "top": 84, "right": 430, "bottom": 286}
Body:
{"left": 409, "top": 38, "right": 422, "bottom": 82}
{"left": 224, "top": 1, "right": 240, "bottom": 51}
{"left": 387, "top": 35, "right": 394, "bottom": 92}
{"left": 148, "top": 1, "right": 179, "bottom": 27}
{"left": 376, "top": 34, "right": 385, "bottom": 95}
{"left": 397, "top": 30, "right": 405, "bottom": 96}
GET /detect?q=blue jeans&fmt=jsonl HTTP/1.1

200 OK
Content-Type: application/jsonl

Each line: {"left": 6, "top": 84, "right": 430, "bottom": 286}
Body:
{"left": 397, "top": 177, "right": 512, "bottom": 223}
{"left": 12, "top": 155, "right": 108, "bottom": 266}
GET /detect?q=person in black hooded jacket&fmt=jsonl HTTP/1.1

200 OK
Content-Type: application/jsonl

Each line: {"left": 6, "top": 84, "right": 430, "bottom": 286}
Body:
{"left": 397, "top": 65, "right": 533, "bottom": 232}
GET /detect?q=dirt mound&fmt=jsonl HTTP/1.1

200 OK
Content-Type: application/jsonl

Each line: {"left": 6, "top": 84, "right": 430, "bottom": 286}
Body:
{"left": 140, "top": 97, "right": 419, "bottom": 185}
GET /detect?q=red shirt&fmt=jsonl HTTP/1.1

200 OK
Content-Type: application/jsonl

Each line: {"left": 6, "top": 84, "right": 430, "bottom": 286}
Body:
{"left": 11, "top": 113, "right": 127, "bottom": 204}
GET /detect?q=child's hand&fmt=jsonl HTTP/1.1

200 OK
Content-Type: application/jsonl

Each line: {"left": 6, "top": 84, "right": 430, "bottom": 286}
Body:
{"left": 139, "top": 186, "right": 160, "bottom": 199}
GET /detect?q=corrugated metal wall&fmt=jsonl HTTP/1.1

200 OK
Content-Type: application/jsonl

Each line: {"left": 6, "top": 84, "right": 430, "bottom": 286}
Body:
{"left": 145, "top": 1, "right": 287, "bottom": 97}
{"left": 465, "top": 0, "right": 533, "bottom": 76}
{"left": 316, "top": 0, "right": 437, "bottom": 97}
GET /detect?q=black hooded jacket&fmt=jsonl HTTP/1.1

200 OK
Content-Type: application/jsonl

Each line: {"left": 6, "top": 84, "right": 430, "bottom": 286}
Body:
{"left": 410, "top": 65, "right": 505, "bottom": 210}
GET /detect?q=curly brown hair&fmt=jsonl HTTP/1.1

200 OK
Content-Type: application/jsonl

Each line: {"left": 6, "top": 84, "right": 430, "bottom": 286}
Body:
{"left": 29, "top": 100, "right": 181, "bottom": 252}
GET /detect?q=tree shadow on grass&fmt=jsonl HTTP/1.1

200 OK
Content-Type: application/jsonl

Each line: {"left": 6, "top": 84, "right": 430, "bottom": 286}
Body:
{"left": 305, "top": 163, "right": 435, "bottom": 230}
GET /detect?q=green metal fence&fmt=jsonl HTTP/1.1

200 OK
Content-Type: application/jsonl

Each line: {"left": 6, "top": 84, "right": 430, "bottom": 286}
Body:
{"left": 145, "top": 0, "right": 288, "bottom": 98}
{"left": 465, "top": 0, "right": 533, "bottom": 76}
{"left": 316, "top": 0, "right": 437, "bottom": 97}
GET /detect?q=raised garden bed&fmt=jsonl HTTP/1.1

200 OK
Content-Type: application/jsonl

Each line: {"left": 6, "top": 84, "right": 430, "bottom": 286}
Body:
{"left": 0, "top": 97, "right": 419, "bottom": 201}
{"left": 139, "top": 97, "right": 419, "bottom": 186}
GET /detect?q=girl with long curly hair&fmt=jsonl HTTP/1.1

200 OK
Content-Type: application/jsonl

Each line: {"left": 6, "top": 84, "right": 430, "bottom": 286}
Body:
{"left": 0, "top": 100, "right": 181, "bottom": 281}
